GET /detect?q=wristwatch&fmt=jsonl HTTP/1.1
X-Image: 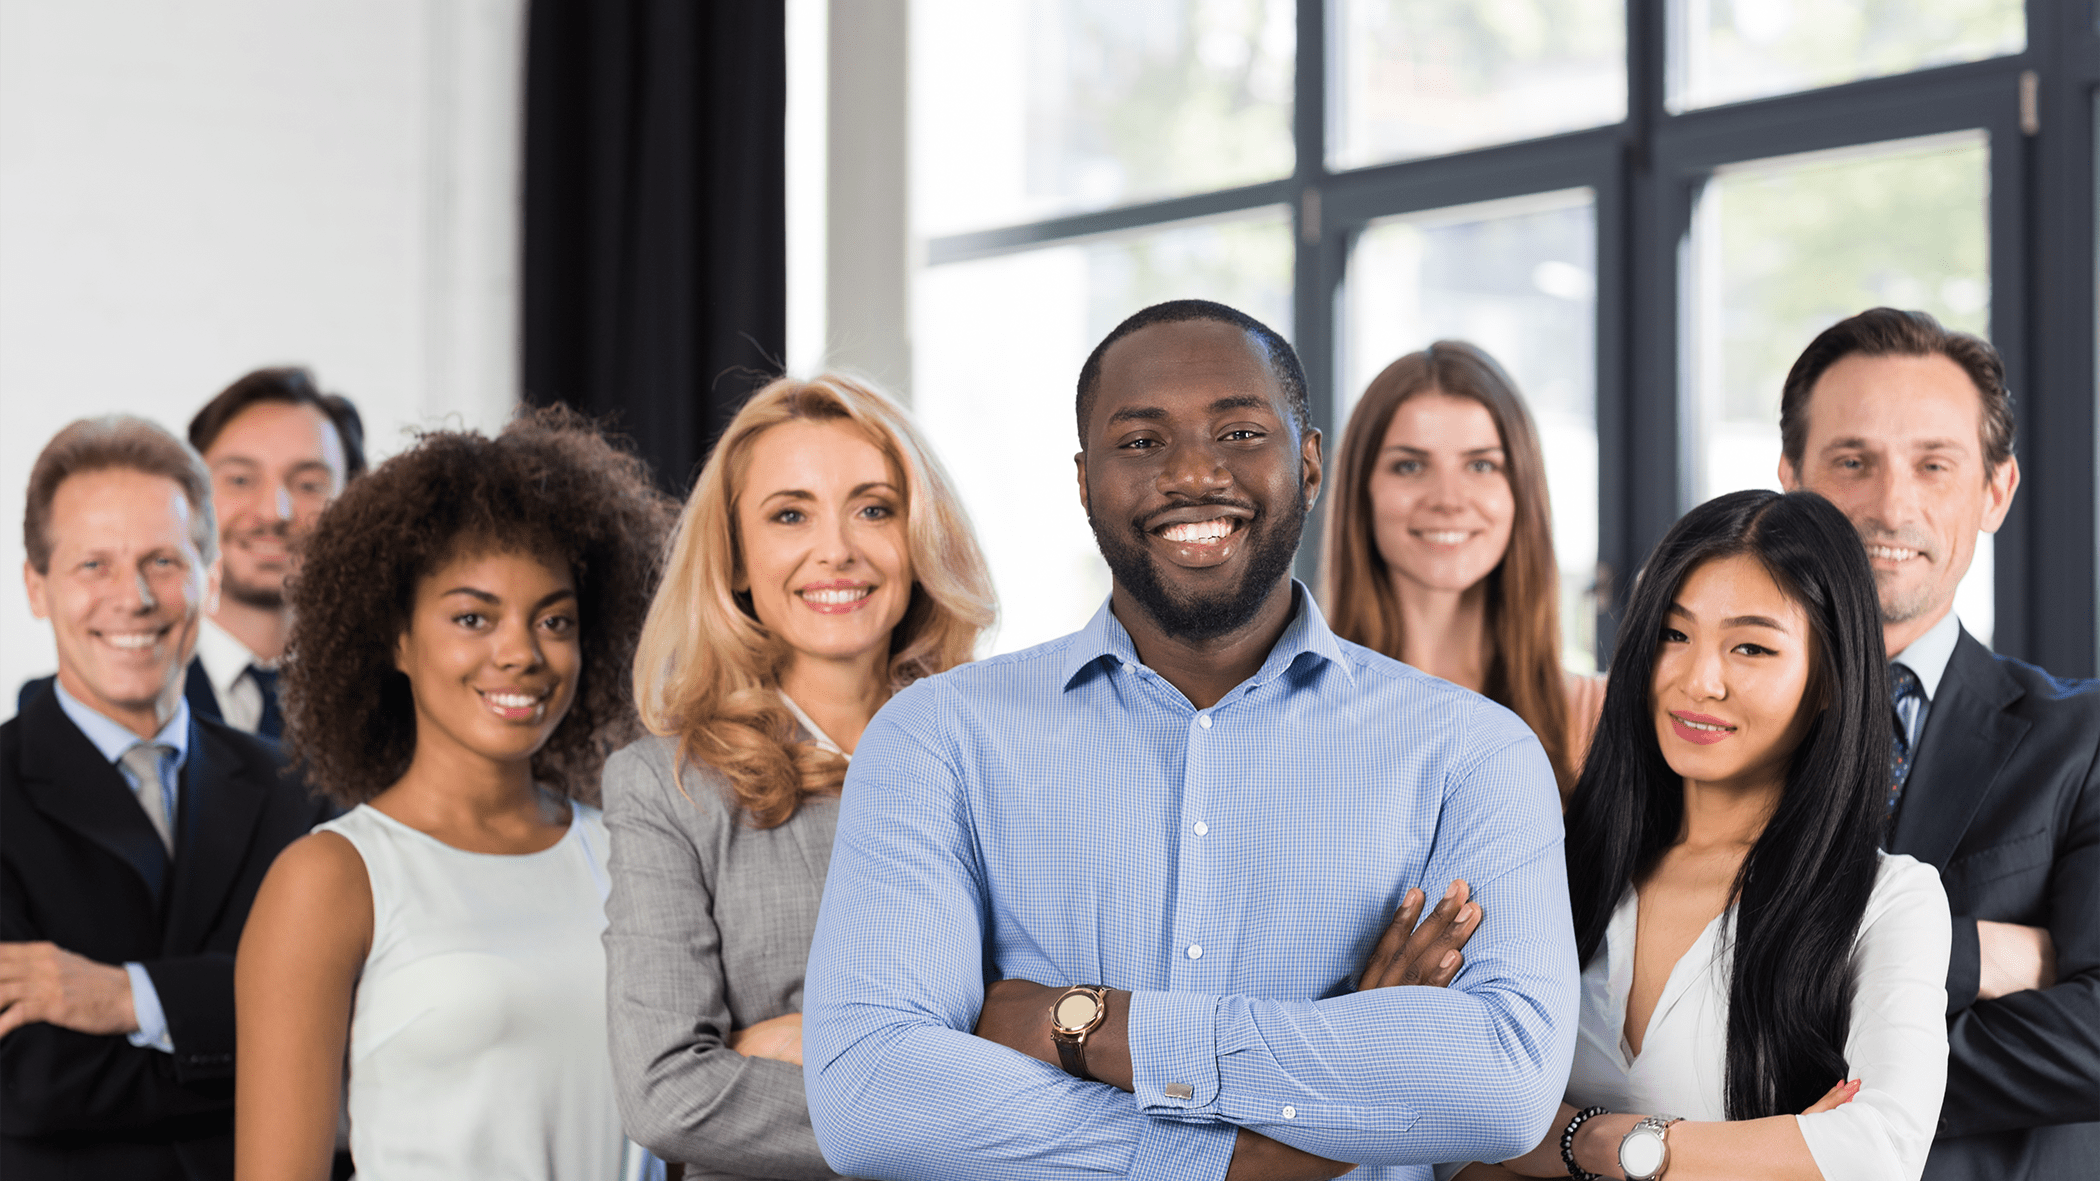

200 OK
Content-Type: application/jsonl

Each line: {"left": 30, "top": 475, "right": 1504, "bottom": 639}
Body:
{"left": 1618, "top": 1114, "right": 1683, "bottom": 1180}
{"left": 1049, "top": 985, "right": 1111, "bottom": 1081}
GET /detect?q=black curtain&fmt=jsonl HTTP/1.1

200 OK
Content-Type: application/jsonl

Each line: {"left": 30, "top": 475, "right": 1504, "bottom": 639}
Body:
{"left": 522, "top": 1, "right": 786, "bottom": 494}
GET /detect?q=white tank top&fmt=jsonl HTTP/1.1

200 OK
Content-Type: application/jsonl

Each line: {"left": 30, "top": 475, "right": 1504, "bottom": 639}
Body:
{"left": 318, "top": 803, "right": 624, "bottom": 1181}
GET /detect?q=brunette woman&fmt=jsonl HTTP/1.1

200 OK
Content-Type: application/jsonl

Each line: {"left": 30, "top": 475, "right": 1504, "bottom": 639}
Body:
{"left": 1452, "top": 489, "right": 1949, "bottom": 1181}
{"left": 234, "top": 410, "right": 675, "bottom": 1180}
{"left": 602, "top": 375, "right": 994, "bottom": 1180}
{"left": 1322, "top": 341, "right": 1603, "bottom": 801}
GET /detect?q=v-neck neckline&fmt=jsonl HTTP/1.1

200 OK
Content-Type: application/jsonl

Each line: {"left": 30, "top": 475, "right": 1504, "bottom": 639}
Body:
{"left": 1609, "top": 888, "right": 1731, "bottom": 1067}
{"left": 778, "top": 691, "right": 848, "bottom": 760}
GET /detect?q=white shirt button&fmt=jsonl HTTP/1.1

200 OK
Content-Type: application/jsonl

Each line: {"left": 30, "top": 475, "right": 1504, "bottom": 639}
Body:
{"left": 1193, "top": 821, "right": 1209, "bottom": 836}
{"left": 1282, "top": 1105, "right": 1297, "bottom": 1119}
{"left": 1198, "top": 714, "right": 1212, "bottom": 729}
{"left": 1187, "top": 944, "right": 1203, "bottom": 959}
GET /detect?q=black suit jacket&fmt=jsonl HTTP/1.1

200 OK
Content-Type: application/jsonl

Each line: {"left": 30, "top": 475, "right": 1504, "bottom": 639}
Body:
{"left": 1889, "top": 628, "right": 2100, "bottom": 1181}
{"left": 0, "top": 686, "right": 328, "bottom": 1180}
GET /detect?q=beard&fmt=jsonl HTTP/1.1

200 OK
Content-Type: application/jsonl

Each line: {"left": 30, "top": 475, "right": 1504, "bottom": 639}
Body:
{"left": 1088, "top": 486, "right": 1307, "bottom": 643}
{"left": 220, "top": 523, "right": 291, "bottom": 610}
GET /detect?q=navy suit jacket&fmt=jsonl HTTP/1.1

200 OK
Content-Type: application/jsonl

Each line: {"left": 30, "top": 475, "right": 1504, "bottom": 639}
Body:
{"left": 1890, "top": 627, "right": 2100, "bottom": 1181}
{"left": 0, "top": 684, "right": 328, "bottom": 1180}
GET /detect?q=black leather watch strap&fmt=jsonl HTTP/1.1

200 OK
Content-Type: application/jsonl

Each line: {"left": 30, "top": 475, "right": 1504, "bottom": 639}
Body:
{"left": 1055, "top": 1034, "right": 1093, "bottom": 1080}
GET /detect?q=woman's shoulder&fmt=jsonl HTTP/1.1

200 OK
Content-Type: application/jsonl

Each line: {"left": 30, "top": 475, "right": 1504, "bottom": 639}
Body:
{"left": 601, "top": 733, "right": 738, "bottom": 818}
{"left": 1863, "top": 850, "right": 1953, "bottom": 929}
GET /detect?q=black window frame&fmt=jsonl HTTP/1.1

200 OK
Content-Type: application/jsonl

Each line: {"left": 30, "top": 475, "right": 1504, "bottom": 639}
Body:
{"left": 923, "top": 0, "right": 2100, "bottom": 675}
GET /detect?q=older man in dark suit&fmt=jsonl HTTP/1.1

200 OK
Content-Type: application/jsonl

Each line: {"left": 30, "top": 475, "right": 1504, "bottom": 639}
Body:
{"left": 1781, "top": 307, "right": 2100, "bottom": 1181}
{"left": 0, "top": 416, "right": 327, "bottom": 1180}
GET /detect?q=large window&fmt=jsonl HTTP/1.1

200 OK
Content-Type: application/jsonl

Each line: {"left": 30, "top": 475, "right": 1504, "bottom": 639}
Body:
{"left": 909, "top": 0, "right": 2100, "bottom": 674}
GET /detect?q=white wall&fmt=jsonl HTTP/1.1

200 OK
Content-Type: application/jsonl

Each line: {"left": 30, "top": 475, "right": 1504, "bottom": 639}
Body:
{"left": 0, "top": 0, "right": 524, "bottom": 713}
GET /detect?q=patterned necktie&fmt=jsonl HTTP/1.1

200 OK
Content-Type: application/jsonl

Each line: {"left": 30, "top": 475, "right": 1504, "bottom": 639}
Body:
{"left": 247, "top": 664, "right": 284, "bottom": 741}
{"left": 1886, "top": 663, "right": 1925, "bottom": 819}
{"left": 119, "top": 742, "right": 175, "bottom": 853}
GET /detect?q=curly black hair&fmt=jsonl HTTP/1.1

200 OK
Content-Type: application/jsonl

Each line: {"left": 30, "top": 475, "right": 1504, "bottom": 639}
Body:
{"left": 282, "top": 406, "right": 675, "bottom": 806}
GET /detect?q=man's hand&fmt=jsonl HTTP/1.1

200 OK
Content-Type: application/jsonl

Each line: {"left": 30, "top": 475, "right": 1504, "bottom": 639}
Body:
{"left": 1978, "top": 920, "right": 2057, "bottom": 1000}
{"left": 1357, "top": 879, "right": 1483, "bottom": 991}
{"left": 0, "top": 942, "right": 137, "bottom": 1038}
{"left": 728, "top": 1011, "right": 804, "bottom": 1065}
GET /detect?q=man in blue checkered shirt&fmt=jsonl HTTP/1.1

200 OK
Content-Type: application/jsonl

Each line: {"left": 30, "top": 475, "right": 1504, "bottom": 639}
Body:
{"left": 804, "top": 300, "right": 1579, "bottom": 1181}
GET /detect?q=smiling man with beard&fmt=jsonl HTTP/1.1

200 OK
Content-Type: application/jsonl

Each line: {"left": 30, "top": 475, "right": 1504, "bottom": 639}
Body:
{"left": 803, "top": 300, "right": 1578, "bottom": 1181}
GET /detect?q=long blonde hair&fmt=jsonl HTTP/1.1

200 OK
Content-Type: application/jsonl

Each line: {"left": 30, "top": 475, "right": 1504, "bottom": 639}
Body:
{"left": 632, "top": 374, "right": 995, "bottom": 827}
{"left": 1320, "top": 342, "right": 1576, "bottom": 792}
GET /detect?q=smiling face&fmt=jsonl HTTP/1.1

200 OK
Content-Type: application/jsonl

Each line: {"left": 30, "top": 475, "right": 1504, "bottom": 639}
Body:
{"left": 1651, "top": 553, "right": 1821, "bottom": 794}
{"left": 1782, "top": 352, "right": 2017, "bottom": 651}
{"left": 1077, "top": 319, "right": 1321, "bottom": 642}
{"left": 26, "top": 468, "right": 214, "bottom": 737}
{"left": 393, "top": 547, "right": 579, "bottom": 770}
{"left": 204, "top": 400, "right": 349, "bottom": 608}
{"left": 734, "top": 419, "right": 913, "bottom": 674}
{"left": 1368, "top": 391, "right": 1515, "bottom": 596}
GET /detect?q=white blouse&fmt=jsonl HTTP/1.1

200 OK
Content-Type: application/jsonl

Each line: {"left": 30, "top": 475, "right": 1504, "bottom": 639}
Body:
{"left": 1564, "top": 852, "right": 1951, "bottom": 1181}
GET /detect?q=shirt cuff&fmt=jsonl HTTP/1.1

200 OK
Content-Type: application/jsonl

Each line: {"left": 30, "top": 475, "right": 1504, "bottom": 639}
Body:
{"left": 1946, "top": 914, "right": 1980, "bottom": 1014}
{"left": 1129, "top": 989, "right": 1223, "bottom": 1118}
{"left": 123, "top": 963, "right": 175, "bottom": 1053}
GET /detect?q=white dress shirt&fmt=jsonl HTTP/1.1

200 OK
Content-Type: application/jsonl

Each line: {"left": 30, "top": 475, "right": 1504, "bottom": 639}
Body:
{"left": 1565, "top": 853, "right": 1951, "bottom": 1181}
{"left": 192, "top": 614, "right": 268, "bottom": 734}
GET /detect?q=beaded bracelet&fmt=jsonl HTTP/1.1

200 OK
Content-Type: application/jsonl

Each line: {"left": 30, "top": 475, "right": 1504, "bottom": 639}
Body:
{"left": 1560, "top": 1105, "right": 1610, "bottom": 1181}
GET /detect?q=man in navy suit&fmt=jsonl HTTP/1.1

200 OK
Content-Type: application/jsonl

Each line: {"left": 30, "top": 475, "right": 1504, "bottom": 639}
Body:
{"left": 1, "top": 416, "right": 328, "bottom": 1180}
{"left": 1781, "top": 308, "right": 2100, "bottom": 1180}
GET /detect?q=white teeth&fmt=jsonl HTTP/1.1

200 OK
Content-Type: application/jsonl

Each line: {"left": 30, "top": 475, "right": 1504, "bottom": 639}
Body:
{"left": 1160, "top": 519, "right": 1235, "bottom": 543}
{"left": 1680, "top": 718, "right": 1731, "bottom": 732}
{"left": 801, "top": 586, "right": 872, "bottom": 604}
{"left": 104, "top": 632, "right": 159, "bottom": 650}
{"left": 1418, "top": 531, "right": 1470, "bottom": 546}
{"left": 1867, "top": 545, "right": 1918, "bottom": 561}
{"left": 484, "top": 692, "right": 540, "bottom": 709}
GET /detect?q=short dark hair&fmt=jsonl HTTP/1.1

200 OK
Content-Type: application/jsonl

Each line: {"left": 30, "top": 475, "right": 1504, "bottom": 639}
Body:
{"left": 283, "top": 406, "right": 676, "bottom": 806}
{"left": 1779, "top": 308, "right": 2014, "bottom": 474}
{"left": 1075, "top": 299, "right": 1309, "bottom": 447}
{"left": 25, "top": 415, "right": 216, "bottom": 573}
{"left": 189, "top": 366, "right": 368, "bottom": 480}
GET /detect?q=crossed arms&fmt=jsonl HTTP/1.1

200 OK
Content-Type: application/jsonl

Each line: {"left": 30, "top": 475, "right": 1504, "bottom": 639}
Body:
{"left": 801, "top": 708, "right": 1580, "bottom": 1181}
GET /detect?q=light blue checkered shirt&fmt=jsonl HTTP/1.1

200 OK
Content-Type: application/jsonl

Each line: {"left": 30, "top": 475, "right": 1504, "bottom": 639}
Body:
{"left": 805, "top": 587, "right": 1579, "bottom": 1181}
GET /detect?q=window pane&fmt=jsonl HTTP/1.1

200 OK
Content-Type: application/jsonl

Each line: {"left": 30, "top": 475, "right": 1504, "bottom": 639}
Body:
{"left": 1684, "top": 131, "right": 1994, "bottom": 643}
{"left": 914, "top": 212, "right": 1294, "bottom": 653}
{"left": 1343, "top": 190, "right": 1600, "bottom": 670}
{"left": 912, "top": 0, "right": 1294, "bottom": 237}
{"left": 1332, "top": 0, "right": 1625, "bottom": 171}
{"left": 1671, "top": 0, "right": 2024, "bottom": 112}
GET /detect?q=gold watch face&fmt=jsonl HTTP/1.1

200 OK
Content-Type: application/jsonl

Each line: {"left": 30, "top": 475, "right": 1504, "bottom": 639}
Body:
{"left": 1053, "top": 991, "right": 1102, "bottom": 1033}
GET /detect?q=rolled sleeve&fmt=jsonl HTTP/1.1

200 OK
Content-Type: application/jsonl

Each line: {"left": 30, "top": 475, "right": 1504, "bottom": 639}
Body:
{"left": 122, "top": 962, "right": 174, "bottom": 1054}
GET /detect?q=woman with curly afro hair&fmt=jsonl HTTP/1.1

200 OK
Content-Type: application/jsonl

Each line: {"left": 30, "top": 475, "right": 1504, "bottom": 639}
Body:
{"left": 232, "top": 407, "right": 675, "bottom": 1181}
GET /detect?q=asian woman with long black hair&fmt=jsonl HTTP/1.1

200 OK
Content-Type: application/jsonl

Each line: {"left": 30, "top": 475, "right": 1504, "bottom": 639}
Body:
{"left": 1450, "top": 489, "right": 1949, "bottom": 1181}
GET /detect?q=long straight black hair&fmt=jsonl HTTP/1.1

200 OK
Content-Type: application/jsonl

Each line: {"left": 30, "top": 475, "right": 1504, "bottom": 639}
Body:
{"left": 1565, "top": 489, "right": 1889, "bottom": 1119}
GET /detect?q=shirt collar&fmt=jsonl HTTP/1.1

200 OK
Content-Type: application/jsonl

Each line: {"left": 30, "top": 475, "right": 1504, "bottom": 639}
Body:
{"left": 53, "top": 677, "right": 191, "bottom": 767}
{"left": 194, "top": 613, "right": 265, "bottom": 696}
{"left": 1060, "top": 580, "right": 1354, "bottom": 695}
{"left": 1890, "top": 607, "right": 1963, "bottom": 703}
{"left": 778, "top": 691, "right": 848, "bottom": 760}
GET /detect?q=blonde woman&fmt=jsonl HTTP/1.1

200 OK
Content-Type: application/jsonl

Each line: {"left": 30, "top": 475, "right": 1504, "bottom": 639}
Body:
{"left": 1322, "top": 341, "right": 1604, "bottom": 802}
{"left": 602, "top": 375, "right": 994, "bottom": 1181}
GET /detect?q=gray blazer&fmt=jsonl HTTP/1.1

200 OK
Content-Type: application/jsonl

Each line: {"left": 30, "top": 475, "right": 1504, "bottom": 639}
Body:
{"left": 602, "top": 734, "right": 845, "bottom": 1181}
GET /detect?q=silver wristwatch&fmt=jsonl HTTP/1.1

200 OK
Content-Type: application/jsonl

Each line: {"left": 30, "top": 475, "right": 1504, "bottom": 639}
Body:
{"left": 1617, "top": 1114, "right": 1682, "bottom": 1180}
